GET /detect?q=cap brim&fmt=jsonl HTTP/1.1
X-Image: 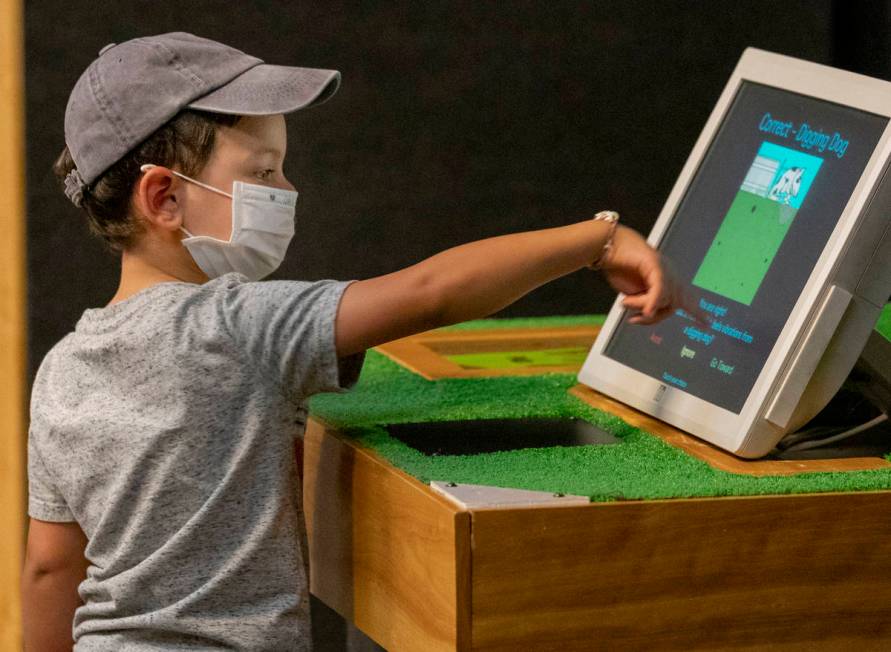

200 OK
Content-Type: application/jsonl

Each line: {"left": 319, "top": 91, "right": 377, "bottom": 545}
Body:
{"left": 186, "top": 63, "right": 340, "bottom": 115}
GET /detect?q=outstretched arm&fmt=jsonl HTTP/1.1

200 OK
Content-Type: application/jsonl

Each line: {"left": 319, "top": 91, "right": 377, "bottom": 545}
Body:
{"left": 334, "top": 218, "right": 705, "bottom": 358}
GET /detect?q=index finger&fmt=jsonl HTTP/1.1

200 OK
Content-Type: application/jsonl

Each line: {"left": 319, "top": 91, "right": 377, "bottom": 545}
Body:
{"left": 641, "top": 261, "right": 667, "bottom": 318}
{"left": 679, "top": 287, "right": 713, "bottom": 328}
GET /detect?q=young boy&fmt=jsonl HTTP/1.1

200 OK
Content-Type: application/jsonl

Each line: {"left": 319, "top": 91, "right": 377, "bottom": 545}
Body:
{"left": 23, "top": 32, "right": 698, "bottom": 651}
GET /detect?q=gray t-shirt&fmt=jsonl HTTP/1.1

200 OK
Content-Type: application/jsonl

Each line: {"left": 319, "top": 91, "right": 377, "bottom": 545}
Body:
{"left": 27, "top": 271, "right": 365, "bottom": 651}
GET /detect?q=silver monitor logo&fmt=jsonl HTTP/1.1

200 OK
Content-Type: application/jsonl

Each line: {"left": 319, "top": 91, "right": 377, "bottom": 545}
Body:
{"left": 654, "top": 384, "right": 667, "bottom": 403}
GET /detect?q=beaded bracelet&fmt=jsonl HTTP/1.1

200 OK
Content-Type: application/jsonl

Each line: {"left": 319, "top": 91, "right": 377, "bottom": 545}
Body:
{"left": 587, "top": 210, "right": 620, "bottom": 270}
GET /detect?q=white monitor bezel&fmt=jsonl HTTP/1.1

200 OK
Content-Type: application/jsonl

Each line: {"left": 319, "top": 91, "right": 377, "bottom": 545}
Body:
{"left": 577, "top": 47, "right": 891, "bottom": 453}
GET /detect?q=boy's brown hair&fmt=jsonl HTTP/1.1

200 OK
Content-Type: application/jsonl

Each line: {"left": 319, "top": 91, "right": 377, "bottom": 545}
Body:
{"left": 53, "top": 110, "right": 241, "bottom": 254}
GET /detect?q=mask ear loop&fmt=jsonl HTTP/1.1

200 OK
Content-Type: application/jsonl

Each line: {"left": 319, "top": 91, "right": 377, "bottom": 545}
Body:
{"left": 139, "top": 164, "right": 234, "bottom": 238}
{"left": 139, "top": 164, "right": 234, "bottom": 199}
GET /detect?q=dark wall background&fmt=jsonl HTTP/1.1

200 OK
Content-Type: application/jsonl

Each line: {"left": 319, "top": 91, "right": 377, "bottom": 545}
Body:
{"left": 35, "top": 0, "right": 884, "bottom": 388}
{"left": 23, "top": 2, "right": 891, "bottom": 650}
{"left": 29, "top": 0, "right": 891, "bottom": 385}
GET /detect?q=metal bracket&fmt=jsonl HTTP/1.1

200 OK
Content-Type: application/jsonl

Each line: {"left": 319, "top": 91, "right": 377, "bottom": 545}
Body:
{"left": 430, "top": 481, "right": 590, "bottom": 509}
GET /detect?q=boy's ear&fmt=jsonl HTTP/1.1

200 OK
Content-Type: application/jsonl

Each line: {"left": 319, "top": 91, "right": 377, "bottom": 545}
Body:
{"left": 134, "top": 166, "right": 182, "bottom": 232}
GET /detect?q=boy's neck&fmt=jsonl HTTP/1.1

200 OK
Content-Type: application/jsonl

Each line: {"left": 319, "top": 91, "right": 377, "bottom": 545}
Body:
{"left": 107, "top": 246, "right": 208, "bottom": 307}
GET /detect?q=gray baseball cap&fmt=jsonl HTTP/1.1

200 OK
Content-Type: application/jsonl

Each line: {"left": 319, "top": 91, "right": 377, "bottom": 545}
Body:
{"left": 63, "top": 31, "right": 340, "bottom": 206}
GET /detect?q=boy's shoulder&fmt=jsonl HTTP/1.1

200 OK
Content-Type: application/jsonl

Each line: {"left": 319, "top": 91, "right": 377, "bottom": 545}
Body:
{"left": 32, "top": 331, "right": 76, "bottom": 385}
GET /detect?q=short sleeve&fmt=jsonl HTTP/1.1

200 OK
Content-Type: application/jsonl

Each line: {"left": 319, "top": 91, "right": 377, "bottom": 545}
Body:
{"left": 220, "top": 277, "right": 366, "bottom": 401}
{"left": 27, "top": 429, "right": 75, "bottom": 522}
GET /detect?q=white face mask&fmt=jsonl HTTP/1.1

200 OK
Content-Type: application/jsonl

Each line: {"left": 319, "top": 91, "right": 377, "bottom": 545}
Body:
{"left": 139, "top": 164, "right": 298, "bottom": 281}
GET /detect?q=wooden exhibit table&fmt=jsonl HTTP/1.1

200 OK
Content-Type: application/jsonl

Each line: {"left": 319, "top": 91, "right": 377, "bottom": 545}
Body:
{"left": 302, "top": 324, "right": 891, "bottom": 651}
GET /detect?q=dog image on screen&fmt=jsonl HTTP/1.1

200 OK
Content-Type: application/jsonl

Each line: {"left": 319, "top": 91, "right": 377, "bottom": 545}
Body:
{"left": 767, "top": 166, "right": 805, "bottom": 205}
{"left": 694, "top": 142, "right": 823, "bottom": 306}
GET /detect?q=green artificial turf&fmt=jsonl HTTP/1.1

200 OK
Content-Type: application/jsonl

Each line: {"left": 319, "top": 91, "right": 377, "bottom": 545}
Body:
{"left": 308, "top": 304, "right": 891, "bottom": 502}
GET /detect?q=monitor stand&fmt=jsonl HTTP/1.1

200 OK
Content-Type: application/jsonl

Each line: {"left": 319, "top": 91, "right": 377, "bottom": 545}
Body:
{"left": 770, "top": 330, "right": 891, "bottom": 460}
{"left": 851, "top": 329, "right": 891, "bottom": 416}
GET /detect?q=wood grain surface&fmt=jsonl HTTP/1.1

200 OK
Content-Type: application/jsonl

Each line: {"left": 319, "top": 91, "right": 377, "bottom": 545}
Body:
{"left": 470, "top": 492, "right": 891, "bottom": 650}
{"left": 0, "top": 0, "right": 26, "bottom": 648}
{"left": 304, "top": 418, "right": 471, "bottom": 651}
{"left": 303, "top": 418, "right": 891, "bottom": 650}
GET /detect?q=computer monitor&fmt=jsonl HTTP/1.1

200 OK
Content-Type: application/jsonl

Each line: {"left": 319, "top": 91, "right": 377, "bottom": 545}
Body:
{"left": 578, "top": 48, "right": 891, "bottom": 458}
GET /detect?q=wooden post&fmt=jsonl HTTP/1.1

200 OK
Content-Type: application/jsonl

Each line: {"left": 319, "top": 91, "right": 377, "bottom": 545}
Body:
{"left": 0, "top": 0, "right": 27, "bottom": 648}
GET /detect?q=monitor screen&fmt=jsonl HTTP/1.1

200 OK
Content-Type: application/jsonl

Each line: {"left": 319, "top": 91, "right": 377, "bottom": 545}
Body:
{"left": 603, "top": 80, "right": 889, "bottom": 413}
